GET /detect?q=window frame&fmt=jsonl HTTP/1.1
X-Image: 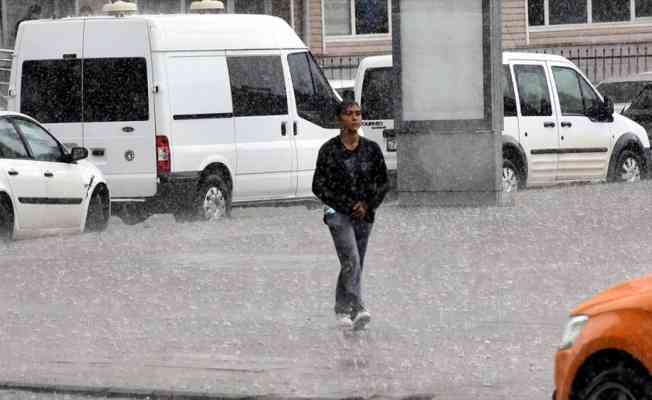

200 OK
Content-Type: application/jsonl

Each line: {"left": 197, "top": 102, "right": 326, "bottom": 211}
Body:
{"left": 227, "top": 54, "right": 290, "bottom": 118}
{"left": 10, "top": 116, "right": 68, "bottom": 163}
{"left": 0, "top": 117, "right": 31, "bottom": 160}
{"left": 528, "top": 0, "right": 652, "bottom": 30}
{"left": 323, "top": 0, "right": 392, "bottom": 41}
{"left": 513, "top": 63, "right": 554, "bottom": 117}
{"left": 551, "top": 66, "right": 587, "bottom": 116}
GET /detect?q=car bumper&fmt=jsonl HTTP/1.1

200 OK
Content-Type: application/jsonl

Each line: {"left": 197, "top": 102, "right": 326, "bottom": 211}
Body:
{"left": 146, "top": 172, "right": 200, "bottom": 212}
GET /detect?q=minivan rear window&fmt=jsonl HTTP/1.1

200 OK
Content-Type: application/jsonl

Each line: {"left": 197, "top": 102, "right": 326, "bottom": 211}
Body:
{"left": 21, "top": 59, "right": 82, "bottom": 123}
{"left": 83, "top": 57, "right": 149, "bottom": 122}
{"left": 21, "top": 57, "right": 149, "bottom": 123}
{"left": 361, "top": 67, "right": 394, "bottom": 121}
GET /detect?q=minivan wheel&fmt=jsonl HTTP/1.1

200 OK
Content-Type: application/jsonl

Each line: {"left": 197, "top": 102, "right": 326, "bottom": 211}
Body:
{"left": 85, "top": 188, "right": 110, "bottom": 232}
{"left": 176, "top": 174, "right": 231, "bottom": 222}
{"left": 576, "top": 365, "right": 652, "bottom": 400}
{"left": 612, "top": 150, "right": 643, "bottom": 183}
{"left": 0, "top": 200, "right": 13, "bottom": 241}
{"left": 502, "top": 159, "right": 520, "bottom": 193}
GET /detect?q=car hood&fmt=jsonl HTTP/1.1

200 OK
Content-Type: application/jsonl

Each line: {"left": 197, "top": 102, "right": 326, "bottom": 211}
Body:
{"left": 573, "top": 275, "right": 652, "bottom": 316}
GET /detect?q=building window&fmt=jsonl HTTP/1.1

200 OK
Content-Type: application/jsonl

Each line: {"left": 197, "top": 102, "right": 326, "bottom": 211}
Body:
{"left": 529, "top": 0, "right": 545, "bottom": 26}
{"left": 528, "top": 0, "right": 652, "bottom": 26}
{"left": 324, "top": 0, "right": 390, "bottom": 37}
{"left": 637, "top": 0, "right": 652, "bottom": 17}
{"left": 549, "top": 0, "right": 587, "bottom": 24}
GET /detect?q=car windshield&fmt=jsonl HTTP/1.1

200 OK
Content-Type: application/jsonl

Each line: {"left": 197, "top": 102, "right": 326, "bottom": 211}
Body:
{"left": 597, "top": 80, "right": 652, "bottom": 103}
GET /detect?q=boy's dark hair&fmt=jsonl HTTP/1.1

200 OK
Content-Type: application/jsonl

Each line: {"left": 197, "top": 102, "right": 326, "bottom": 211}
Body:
{"left": 335, "top": 101, "right": 360, "bottom": 118}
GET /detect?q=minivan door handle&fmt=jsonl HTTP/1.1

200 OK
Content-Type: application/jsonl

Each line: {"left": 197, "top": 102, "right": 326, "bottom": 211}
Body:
{"left": 544, "top": 122, "right": 556, "bottom": 128}
{"left": 561, "top": 121, "right": 572, "bottom": 128}
{"left": 281, "top": 122, "right": 287, "bottom": 136}
{"left": 7, "top": 169, "right": 18, "bottom": 176}
{"left": 44, "top": 171, "right": 54, "bottom": 178}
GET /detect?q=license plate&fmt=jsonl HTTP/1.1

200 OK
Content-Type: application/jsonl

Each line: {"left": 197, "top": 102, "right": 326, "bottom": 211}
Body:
{"left": 386, "top": 137, "right": 397, "bottom": 152}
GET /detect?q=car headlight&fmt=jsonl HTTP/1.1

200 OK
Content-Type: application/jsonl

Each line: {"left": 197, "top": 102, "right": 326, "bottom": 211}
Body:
{"left": 560, "top": 315, "right": 589, "bottom": 350}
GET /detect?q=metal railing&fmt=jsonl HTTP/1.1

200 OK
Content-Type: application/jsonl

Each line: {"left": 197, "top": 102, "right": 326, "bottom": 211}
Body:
{"left": 315, "top": 55, "right": 364, "bottom": 82}
{"left": 0, "top": 49, "right": 12, "bottom": 110}
{"left": 525, "top": 44, "right": 652, "bottom": 84}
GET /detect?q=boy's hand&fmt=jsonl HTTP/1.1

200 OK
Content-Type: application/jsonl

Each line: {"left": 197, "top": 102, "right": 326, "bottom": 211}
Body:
{"left": 352, "top": 202, "right": 368, "bottom": 219}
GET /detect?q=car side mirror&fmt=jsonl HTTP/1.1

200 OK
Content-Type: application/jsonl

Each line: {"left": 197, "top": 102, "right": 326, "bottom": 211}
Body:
{"left": 604, "top": 96, "right": 615, "bottom": 115}
{"left": 69, "top": 147, "right": 88, "bottom": 162}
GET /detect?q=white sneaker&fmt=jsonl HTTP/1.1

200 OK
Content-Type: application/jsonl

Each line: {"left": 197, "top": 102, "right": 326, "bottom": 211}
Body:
{"left": 336, "top": 313, "right": 353, "bottom": 328}
{"left": 352, "top": 309, "right": 371, "bottom": 331}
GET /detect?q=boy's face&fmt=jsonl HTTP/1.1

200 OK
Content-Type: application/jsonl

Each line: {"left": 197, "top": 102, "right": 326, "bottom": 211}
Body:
{"left": 337, "top": 104, "right": 362, "bottom": 131}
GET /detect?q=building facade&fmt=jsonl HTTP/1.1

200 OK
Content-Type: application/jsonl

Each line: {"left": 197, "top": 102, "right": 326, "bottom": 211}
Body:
{"left": 4, "top": 1, "right": 652, "bottom": 82}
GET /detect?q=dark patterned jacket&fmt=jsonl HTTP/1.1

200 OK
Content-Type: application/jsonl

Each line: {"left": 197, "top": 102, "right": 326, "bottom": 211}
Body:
{"left": 312, "top": 135, "right": 389, "bottom": 223}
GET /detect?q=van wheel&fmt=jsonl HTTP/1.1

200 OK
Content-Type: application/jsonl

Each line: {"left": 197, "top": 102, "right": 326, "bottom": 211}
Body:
{"left": 611, "top": 149, "right": 643, "bottom": 183}
{"left": 85, "top": 187, "right": 110, "bottom": 232}
{"left": 575, "top": 364, "right": 652, "bottom": 400}
{"left": 502, "top": 159, "right": 521, "bottom": 193}
{"left": 175, "top": 174, "right": 231, "bottom": 222}
{"left": 0, "top": 199, "right": 13, "bottom": 241}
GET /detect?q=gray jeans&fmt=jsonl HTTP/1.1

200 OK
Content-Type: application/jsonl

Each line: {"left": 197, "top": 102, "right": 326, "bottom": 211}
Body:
{"left": 324, "top": 212, "right": 373, "bottom": 314}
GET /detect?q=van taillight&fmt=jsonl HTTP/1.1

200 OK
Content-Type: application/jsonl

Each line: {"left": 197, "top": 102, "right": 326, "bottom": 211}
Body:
{"left": 156, "top": 135, "right": 170, "bottom": 174}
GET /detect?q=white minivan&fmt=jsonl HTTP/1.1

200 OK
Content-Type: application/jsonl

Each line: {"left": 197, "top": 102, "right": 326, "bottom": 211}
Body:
{"left": 355, "top": 53, "right": 652, "bottom": 192}
{"left": 9, "top": 14, "right": 340, "bottom": 223}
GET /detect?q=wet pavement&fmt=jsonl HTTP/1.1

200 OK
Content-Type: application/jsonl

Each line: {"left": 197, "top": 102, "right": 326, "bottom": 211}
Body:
{"left": 1, "top": 181, "right": 651, "bottom": 399}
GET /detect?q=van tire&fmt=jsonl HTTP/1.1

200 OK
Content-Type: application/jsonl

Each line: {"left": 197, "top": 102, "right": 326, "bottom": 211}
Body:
{"left": 0, "top": 198, "right": 13, "bottom": 241}
{"left": 502, "top": 159, "right": 521, "bottom": 193}
{"left": 85, "top": 187, "right": 110, "bottom": 232}
{"left": 610, "top": 149, "right": 643, "bottom": 183}
{"left": 175, "top": 174, "right": 231, "bottom": 222}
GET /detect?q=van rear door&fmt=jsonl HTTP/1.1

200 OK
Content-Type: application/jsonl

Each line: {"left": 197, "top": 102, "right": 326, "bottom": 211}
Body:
{"left": 14, "top": 20, "right": 84, "bottom": 151}
{"left": 82, "top": 19, "right": 156, "bottom": 198}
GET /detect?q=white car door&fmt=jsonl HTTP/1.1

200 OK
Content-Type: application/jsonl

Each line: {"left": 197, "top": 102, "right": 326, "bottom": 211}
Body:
{"left": 549, "top": 64, "right": 613, "bottom": 181}
{"left": 13, "top": 117, "right": 85, "bottom": 229}
{"left": 0, "top": 117, "right": 48, "bottom": 231}
{"left": 226, "top": 52, "right": 295, "bottom": 200}
{"left": 82, "top": 19, "right": 156, "bottom": 199}
{"left": 513, "top": 62, "right": 560, "bottom": 185}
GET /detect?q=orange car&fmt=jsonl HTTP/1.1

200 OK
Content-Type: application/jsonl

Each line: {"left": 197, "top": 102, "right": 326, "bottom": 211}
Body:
{"left": 554, "top": 275, "right": 652, "bottom": 400}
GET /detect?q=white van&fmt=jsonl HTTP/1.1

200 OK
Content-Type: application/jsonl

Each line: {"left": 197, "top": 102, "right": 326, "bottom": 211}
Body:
{"left": 355, "top": 53, "right": 652, "bottom": 192}
{"left": 9, "top": 14, "right": 340, "bottom": 223}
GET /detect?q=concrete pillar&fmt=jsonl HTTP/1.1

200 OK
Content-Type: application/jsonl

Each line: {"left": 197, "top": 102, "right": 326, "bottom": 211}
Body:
{"left": 391, "top": 0, "right": 504, "bottom": 207}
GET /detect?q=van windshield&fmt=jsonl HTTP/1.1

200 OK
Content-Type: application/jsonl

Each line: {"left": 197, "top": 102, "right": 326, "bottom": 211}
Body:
{"left": 361, "top": 67, "right": 394, "bottom": 120}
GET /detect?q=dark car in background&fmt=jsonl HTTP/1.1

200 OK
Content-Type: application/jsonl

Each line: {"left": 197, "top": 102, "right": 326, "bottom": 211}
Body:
{"left": 623, "top": 84, "right": 652, "bottom": 139}
{"left": 597, "top": 72, "right": 652, "bottom": 113}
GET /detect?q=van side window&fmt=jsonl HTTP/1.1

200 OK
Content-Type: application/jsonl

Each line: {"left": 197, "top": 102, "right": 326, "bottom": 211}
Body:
{"left": 514, "top": 64, "right": 552, "bottom": 117}
{"left": 361, "top": 67, "right": 394, "bottom": 120}
{"left": 552, "top": 67, "right": 585, "bottom": 116}
{"left": 21, "top": 60, "right": 82, "bottom": 123}
{"left": 503, "top": 65, "right": 517, "bottom": 117}
{"left": 227, "top": 56, "right": 288, "bottom": 117}
{"left": 578, "top": 75, "right": 602, "bottom": 116}
{"left": 83, "top": 58, "right": 149, "bottom": 122}
{"left": 0, "top": 118, "right": 29, "bottom": 159}
{"left": 288, "top": 52, "right": 339, "bottom": 129}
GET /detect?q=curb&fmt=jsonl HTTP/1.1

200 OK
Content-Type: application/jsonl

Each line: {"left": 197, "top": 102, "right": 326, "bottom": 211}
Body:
{"left": 0, "top": 382, "right": 435, "bottom": 400}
